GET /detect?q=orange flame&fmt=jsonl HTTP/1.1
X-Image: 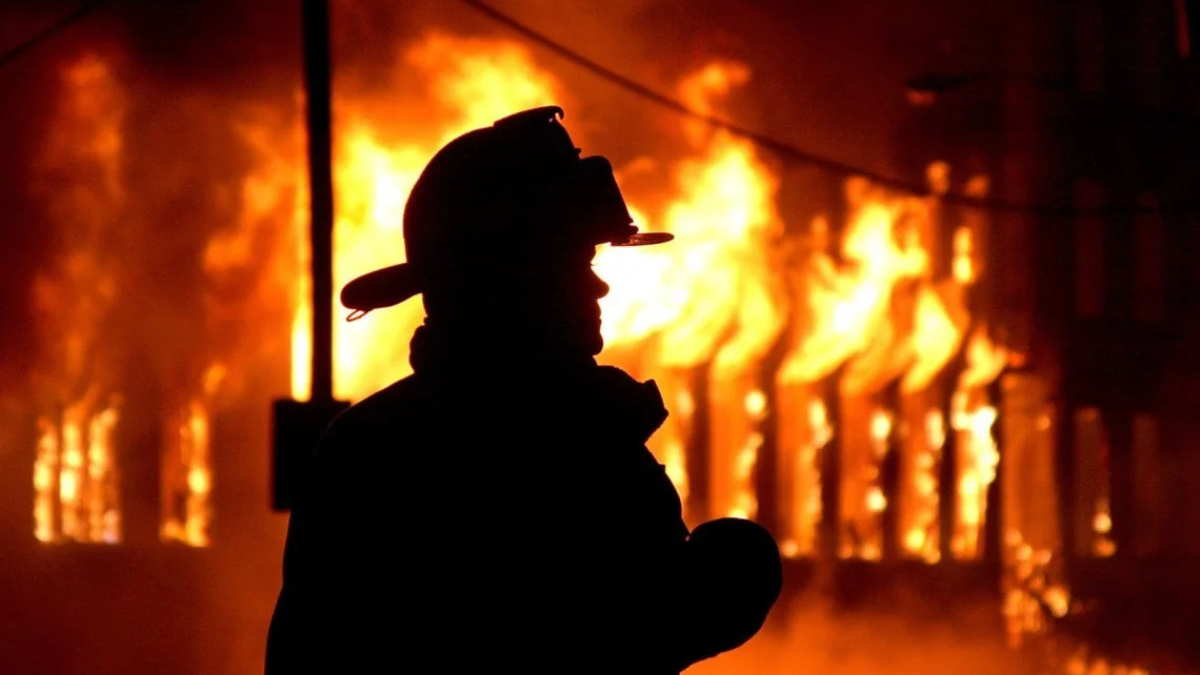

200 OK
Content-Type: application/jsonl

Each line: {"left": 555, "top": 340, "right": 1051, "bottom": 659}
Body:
{"left": 258, "top": 33, "right": 1005, "bottom": 555}
{"left": 283, "top": 34, "right": 566, "bottom": 402}
{"left": 161, "top": 364, "right": 224, "bottom": 547}
{"left": 272, "top": 47, "right": 788, "bottom": 524}
{"left": 35, "top": 398, "right": 121, "bottom": 544}
{"left": 32, "top": 54, "right": 126, "bottom": 545}
{"left": 950, "top": 328, "right": 1006, "bottom": 559}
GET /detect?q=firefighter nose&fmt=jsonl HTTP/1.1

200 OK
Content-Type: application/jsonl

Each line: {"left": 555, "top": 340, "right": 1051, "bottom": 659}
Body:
{"left": 591, "top": 270, "right": 610, "bottom": 299}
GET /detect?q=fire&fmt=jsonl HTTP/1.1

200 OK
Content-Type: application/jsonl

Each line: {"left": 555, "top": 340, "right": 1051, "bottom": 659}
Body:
{"left": 1003, "top": 530, "right": 1070, "bottom": 646}
{"left": 952, "top": 327, "right": 1006, "bottom": 559}
{"left": 901, "top": 407, "right": 945, "bottom": 562}
{"left": 285, "top": 34, "right": 566, "bottom": 402}
{"left": 253, "top": 31, "right": 1007, "bottom": 562}
{"left": 1062, "top": 649, "right": 1155, "bottom": 675}
{"left": 161, "top": 364, "right": 225, "bottom": 547}
{"left": 901, "top": 282, "right": 966, "bottom": 393}
{"left": 952, "top": 393, "right": 999, "bottom": 557}
{"left": 35, "top": 399, "right": 122, "bottom": 544}
{"left": 773, "top": 169, "right": 976, "bottom": 560}
{"left": 777, "top": 182, "right": 938, "bottom": 391}
{"left": 275, "top": 41, "right": 784, "bottom": 521}
{"left": 597, "top": 62, "right": 784, "bottom": 522}
{"left": 31, "top": 54, "right": 126, "bottom": 545}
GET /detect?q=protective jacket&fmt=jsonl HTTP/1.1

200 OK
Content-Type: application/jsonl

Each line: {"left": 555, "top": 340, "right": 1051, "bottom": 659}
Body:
{"left": 267, "top": 325, "right": 725, "bottom": 674}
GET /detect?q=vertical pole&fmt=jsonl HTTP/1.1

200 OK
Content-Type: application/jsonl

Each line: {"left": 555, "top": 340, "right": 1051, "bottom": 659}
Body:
{"left": 819, "top": 370, "right": 842, "bottom": 562}
{"left": 936, "top": 376, "right": 957, "bottom": 560}
{"left": 303, "top": 0, "right": 335, "bottom": 404}
{"left": 880, "top": 383, "right": 901, "bottom": 561}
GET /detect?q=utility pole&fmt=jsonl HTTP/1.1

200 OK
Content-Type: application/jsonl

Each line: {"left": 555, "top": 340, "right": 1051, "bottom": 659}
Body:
{"left": 304, "top": 0, "right": 335, "bottom": 405}
{"left": 271, "top": 0, "right": 350, "bottom": 511}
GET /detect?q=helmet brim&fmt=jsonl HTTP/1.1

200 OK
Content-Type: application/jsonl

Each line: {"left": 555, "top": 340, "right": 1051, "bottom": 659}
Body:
{"left": 338, "top": 229, "right": 672, "bottom": 320}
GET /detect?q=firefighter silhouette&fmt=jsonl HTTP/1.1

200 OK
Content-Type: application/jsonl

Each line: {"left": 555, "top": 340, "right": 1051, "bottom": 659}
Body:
{"left": 266, "top": 107, "right": 781, "bottom": 674}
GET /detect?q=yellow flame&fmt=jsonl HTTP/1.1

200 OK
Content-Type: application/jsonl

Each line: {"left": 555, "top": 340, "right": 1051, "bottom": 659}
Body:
{"left": 951, "top": 391, "right": 999, "bottom": 558}
{"left": 960, "top": 326, "right": 1007, "bottom": 390}
{"left": 901, "top": 283, "right": 966, "bottom": 393}
{"left": 39, "top": 399, "right": 121, "bottom": 544}
{"left": 953, "top": 226, "right": 975, "bottom": 284}
{"left": 280, "top": 34, "right": 568, "bottom": 402}
{"left": 33, "top": 419, "right": 59, "bottom": 542}
{"left": 778, "top": 189, "right": 928, "bottom": 387}
{"left": 598, "top": 62, "right": 784, "bottom": 367}
{"left": 258, "top": 33, "right": 1001, "bottom": 562}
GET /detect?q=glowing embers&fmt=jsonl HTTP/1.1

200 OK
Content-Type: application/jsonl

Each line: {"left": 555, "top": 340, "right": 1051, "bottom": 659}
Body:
{"left": 34, "top": 400, "right": 122, "bottom": 544}
{"left": 999, "top": 372, "right": 1067, "bottom": 646}
{"left": 1003, "top": 531, "right": 1070, "bottom": 646}
{"left": 1073, "top": 407, "right": 1116, "bottom": 558}
{"left": 1061, "top": 647, "right": 1155, "bottom": 675}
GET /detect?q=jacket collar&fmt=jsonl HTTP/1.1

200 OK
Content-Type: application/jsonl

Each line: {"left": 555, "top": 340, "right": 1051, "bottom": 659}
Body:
{"left": 409, "top": 322, "right": 668, "bottom": 444}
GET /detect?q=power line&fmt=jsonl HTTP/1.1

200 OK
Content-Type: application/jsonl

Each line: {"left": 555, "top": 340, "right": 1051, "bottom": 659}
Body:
{"left": 0, "top": 0, "right": 111, "bottom": 69}
{"left": 458, "top": 0, "right": 1196, "bottom": 217}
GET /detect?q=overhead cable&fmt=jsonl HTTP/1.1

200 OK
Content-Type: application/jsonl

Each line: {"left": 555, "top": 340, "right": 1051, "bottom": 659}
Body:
{"left": 459, "top": 0, "right": 1196, "bottom": 217}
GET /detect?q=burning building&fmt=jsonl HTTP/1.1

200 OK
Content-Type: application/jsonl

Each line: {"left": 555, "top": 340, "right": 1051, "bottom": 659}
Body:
{"left": 1, "top": 1, "right": 1198, "bottom": 674}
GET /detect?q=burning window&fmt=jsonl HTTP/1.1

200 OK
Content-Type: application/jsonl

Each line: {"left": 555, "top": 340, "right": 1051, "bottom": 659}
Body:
{"left": 34, "top": 400, "right": 122, "bottom": 544}
{"left": 159, "top": 364, "right": 224, "bottom": 547}
{"left": 31, "top": 54, "right": 126, "bottom": 545}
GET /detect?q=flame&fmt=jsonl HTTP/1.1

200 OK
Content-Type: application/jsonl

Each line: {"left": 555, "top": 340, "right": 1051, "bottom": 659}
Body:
{"left": 1003, "top": 530, "right": 1070, "bottom": 646}
{"left": 953, "top": 226, "right": 975, "bottom": 284}
{"left": 33, "top": 420, "right": 59, "bottom": 543}
{"left": 901, "top": 407, "right": 944, "bottom": 563}
{"left": 777, "top": 392, "right": 829, "bottom": 558}
{"left": 951, "top": 392, "right": 999, "bottom": 558}
{"left": 273, "top": 41, "right": 786, "bottom": 525}
{"left": 279, "top": 34, "right": 568, "bottom": 401}
{"left": 1091, "top": 499, "right": 1116, "bottom": 557}
{"left": 35, "top": 399, "right": 121, "bottom": 544}
{"left": 778, "top": 187, "right": 929, "bottom": 388}
{"left": 161, "top": 364, "right": 224, "bottom": 547}
{"left": 597, "top": 67, "right": 784, "bottom": 365}
{"left": 256, "top": 32, "right": 1006, "bottom": 563}
{"left": 901, "top": 282, "right": 966, "bottom": 393}
{"left": 598, "top": 63, "right": 786, "bottom": 522}
{"left": 1062, "top": 649, "right": 1156, "bottom": 675}
{"left": 950, "top": 327, "right": 1006, "bottom": 559}
{"left": 960, "top": 326, "right": 1008, "bottom": 389}
{"left": 32, "top": 54, "right": 126, "bottom": 545}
